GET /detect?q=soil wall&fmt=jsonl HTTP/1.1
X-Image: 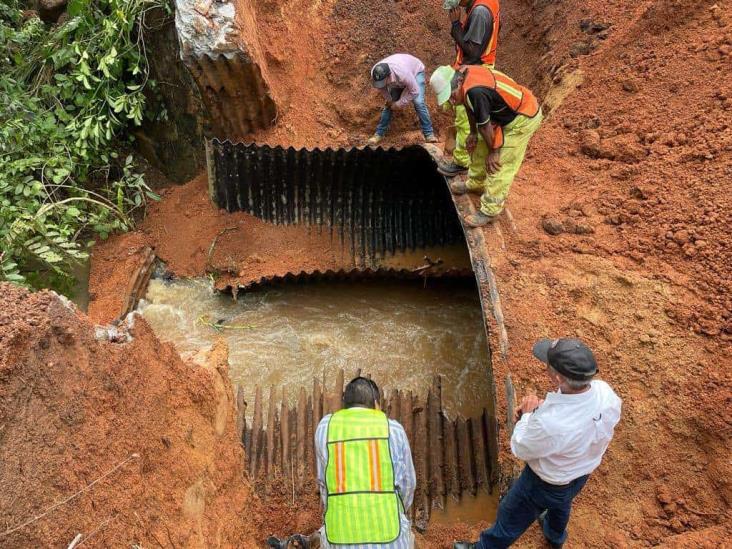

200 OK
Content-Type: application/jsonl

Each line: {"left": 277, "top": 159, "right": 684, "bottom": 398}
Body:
{"left": 0, "top": 284, "right": 261, "bottom": 547}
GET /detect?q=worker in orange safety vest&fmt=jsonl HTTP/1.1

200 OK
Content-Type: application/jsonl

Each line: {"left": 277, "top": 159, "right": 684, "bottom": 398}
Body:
{"left": 430, "top": 64, "right": 543, "bottom": 227}
{"left": 439, "top": 0, "right": 501, "bottom": 177}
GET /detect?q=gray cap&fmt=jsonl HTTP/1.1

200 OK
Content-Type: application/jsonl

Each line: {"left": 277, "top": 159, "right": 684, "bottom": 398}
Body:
{"left": 532, "top": 338, "right": 599, "bottom": 381}
{"left": 371, "top": 63, "right": 391, "bottom": 88}
{"left": 443, "top": 0, "right": 461, "bottom": 9}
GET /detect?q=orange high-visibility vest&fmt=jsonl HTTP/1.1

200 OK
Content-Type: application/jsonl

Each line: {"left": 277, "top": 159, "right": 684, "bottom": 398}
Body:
{"left": 454, "top": 0, "right": 500, "bottom": 68}
{"left": 459, "top": 65, "right": 539, "bottom": 147}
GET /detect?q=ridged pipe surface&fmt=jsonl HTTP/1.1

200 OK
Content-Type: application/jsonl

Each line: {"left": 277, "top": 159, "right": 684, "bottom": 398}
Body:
{"left": 208, "top": 140, "right": 465, "bottom": 262}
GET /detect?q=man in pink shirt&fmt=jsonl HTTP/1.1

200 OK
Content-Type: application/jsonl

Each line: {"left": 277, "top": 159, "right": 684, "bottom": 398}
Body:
{"left": 367, "top": 53, "right": 438, "bottom": 145}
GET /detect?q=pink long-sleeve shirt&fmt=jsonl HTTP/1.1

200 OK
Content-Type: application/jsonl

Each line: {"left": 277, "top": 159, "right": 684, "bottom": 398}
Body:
{"left": 374, "top": 54, "right": 425, "bottom": 109}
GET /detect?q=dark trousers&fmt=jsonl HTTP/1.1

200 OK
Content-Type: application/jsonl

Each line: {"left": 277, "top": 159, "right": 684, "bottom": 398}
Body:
{"left": 479, "top": 465, "right": 589, "bottom": 548}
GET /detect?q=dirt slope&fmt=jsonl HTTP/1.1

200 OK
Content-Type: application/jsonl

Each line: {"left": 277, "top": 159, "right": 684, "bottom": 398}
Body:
{"left": 0, "top": 284, "right": 260, "bottom": 547}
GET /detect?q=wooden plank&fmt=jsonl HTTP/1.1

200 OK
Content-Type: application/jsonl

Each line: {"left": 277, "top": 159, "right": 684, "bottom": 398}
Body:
{"left": 456, "top": 416, "right": 470, "bottom": 498}
{"left": 236, "top": 385, "right": 246, "bottom": 445}
{"left": 413, "top": 397, "right": 430, "bottom": 531}
{"left": 289, "top": 408, "right": 297, "bottom": 487}
{"left": 266, "top": 386, "right": 276, "bottom": 476}
{"left": 444, "top": 417, "right": 459, "bottom": 500}
{"left": 474, "top": 410, "right": 490, "bottom": 491}
{"left": 296, "top": 387, "right": 307, "bottom": 488}
{"left": 313, "top": 378, "right": 323, "bottom": 423}
{"left": 390, "top": 389, "right": 401, "bottom": 421}
{"left": 281, "top": 388, "right": 290, "bottom": 478}
{"left": 250, "top": 385, "right": 263, "bottom": 476}
{"left": 306, "top": 394, "right": 315, "bottom": 481}
{"left": 485, "top": 409, "right": 499, "bottom": 489}
{"left": 460, "top": 417, "right": 477, "bottom": 496}
{"left": 428, "top": 378, "right": 445, "bottom": 508}
{"left": 333, "top": 368, "right": 344, "bottom": 411}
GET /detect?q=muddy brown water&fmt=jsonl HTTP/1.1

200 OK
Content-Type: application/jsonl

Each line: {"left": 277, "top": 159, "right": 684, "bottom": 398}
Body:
{"left": 139, "top": 277, "right": 492, "bottom": 418}
{"left": 139, "top": 276, "right": 498, "bottom": 523}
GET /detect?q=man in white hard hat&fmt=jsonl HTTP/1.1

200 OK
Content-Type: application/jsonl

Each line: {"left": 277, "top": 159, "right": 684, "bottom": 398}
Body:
{"left": 429, "top": 64, "right": 542, "bottom": 227}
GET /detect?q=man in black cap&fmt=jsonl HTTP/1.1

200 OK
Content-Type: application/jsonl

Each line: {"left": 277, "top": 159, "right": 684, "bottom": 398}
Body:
{"left": 367, "top": 53, "right": 437, "bottom": 145}
{"left": 454, "top": 338, "right": 622, "bottom": 549}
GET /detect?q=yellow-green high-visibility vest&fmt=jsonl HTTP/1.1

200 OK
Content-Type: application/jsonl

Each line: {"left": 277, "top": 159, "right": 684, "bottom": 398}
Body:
{"left": 324, "top": 407, "right": 402, "bottom": 544}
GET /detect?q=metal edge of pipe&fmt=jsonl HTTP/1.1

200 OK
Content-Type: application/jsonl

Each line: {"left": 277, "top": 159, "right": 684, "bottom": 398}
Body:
{"left": 219, "top": 266, "right": 476, "bottom": 293}
{"left": 420, "top": 143, "right": 505, "bottom": 491}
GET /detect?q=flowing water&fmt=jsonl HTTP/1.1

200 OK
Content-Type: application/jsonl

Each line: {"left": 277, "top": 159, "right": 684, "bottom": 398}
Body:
{"left": 139, "top": 277, "right": 492, "bottom": 418}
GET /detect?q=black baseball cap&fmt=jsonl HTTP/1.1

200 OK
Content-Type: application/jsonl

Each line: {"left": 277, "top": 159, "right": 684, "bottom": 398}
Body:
{"left": 532, "top": 338, "right": 598, "bottom": 381}
{"left": 371, "top": 63, "right": 391, "bottom": 88}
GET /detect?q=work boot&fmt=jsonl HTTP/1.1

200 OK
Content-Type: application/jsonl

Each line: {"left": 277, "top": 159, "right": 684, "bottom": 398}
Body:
{"left": 437, "top": 161, "right": 468, "bottom": 177}
{"left": 537, "top": 510, "right": 564, "bottom": 549}
{"left": 463, "top": 210, "right": 497, "bottom": 227}
{"left": 367, "top": 134, "right": 383, "bottom": 146}
{"left": 453, "top": 543, "right": 478, "bottom": 549}
{"left": 286, "top": 534, "right": 310, "bottom": 548}
{"left": 424, "top": 133, "right": 438, "bottom": 143}
{"left": 448, "top": 179, "right": 482, "bottom": 195}
{"left": 266, "top": 536, "right": 287, "bottom": 549}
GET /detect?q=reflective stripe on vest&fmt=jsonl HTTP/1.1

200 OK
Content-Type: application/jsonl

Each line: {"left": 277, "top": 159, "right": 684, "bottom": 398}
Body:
{"left": 454, "top": 0, "right": 500, "bottom": 67}
{"left": 460, "top": 66, "right": 539, "bottom": 118}
{"left": 324, "top": 408, "right": 401, "bottom": 545}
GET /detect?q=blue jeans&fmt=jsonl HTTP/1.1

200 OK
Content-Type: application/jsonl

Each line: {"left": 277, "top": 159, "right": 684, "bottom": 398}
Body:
{"left": 479, "top": 466, "right": 589, "bottom": 548}
{"left": 375, "top": 72, "right": 434, "bottom": 137}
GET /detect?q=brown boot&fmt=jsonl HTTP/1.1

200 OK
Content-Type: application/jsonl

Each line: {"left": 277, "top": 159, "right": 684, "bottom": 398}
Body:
{"left": 464, "top": 210, "right": 497, "bottom": 227}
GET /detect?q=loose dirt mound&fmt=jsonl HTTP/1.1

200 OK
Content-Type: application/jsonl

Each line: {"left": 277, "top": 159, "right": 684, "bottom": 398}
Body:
{"left": 0, "top": 284, "right": 260, "bottom": 547}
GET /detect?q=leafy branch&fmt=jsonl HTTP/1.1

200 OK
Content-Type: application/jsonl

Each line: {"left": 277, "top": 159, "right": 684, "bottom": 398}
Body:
{"left": 0, "top": 0, "right": 167, "bottom": 290}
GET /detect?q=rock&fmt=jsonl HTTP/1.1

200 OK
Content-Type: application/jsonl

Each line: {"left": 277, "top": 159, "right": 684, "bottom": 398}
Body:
{"left": 673, "top": 229, "right": 690, "bottom": 245}
{"left": 656, "top": 485, "right": 673, "bottom": 505}
{"left": 602, "top": 133, "right": 649, "bottom": 162}
{"left": 564, "top": 218, "right": 595, "bottom": 234}
{"left": 579, "top": 129, "right": 602, "bottom": 157}
{"left": 38, "top": 0, "right": 67, "bottom": 23}
{"left": 569, "top": 41, "right": 593, "bottom": 58}
{"left": 542, "top": 216, "right": 564, "bottom": 235}
{"left": 630, "top": 186, "right": 650, "bottom": 200}
{"left": 622, "top": 79, "right": 639, "bottom": 93}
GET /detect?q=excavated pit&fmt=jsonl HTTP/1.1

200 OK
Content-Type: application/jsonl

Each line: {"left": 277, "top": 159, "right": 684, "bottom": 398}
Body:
{"left": 127, "top": 140, "right": 505, "bottom": 530}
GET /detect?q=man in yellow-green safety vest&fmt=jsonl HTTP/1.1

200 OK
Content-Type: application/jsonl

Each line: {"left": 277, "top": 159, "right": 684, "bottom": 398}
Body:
{"left": 267, "top": 377, "right": 416, "bottom": 548}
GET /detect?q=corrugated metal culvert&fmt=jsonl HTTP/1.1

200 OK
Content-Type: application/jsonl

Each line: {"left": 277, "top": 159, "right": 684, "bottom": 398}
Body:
{"left": 206, "top": 140, "right": 465, "bottom": 262}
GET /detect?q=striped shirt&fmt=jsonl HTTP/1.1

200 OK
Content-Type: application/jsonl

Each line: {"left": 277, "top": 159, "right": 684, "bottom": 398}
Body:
{"left": 315, "top": 410, "right": 416, "bottom": 549}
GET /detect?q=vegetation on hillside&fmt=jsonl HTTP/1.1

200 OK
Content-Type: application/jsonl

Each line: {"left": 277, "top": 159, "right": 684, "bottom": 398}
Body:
{"left": 0, "top": 0, "right": 166, "bottom": 290}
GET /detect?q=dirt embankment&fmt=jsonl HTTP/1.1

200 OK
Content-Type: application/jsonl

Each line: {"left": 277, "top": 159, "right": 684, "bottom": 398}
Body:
{"left": 0, "top": 284, "right": 260, "bottom": 547}
{"left": 85, "top": 0, "right": 732, "bottom": 546}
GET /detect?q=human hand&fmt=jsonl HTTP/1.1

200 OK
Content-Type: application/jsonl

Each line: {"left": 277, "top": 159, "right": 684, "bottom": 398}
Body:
{"left": 514, "top": 394, "right": 541, "bottom": 422}
{"left": 466, "top": 133, "right": 477, "bottom": 154}
{"left": 486, "top": 149, "right": 501, "bottom": 173}
{"left": 449, "top": 7, "right": 462, "bottom": 23}
{"left": 520, "top": 394, "right": 541, "bottom": 414}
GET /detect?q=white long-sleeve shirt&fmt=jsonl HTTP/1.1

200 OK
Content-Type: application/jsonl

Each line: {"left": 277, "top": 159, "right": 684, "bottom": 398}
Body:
{"left": 511, "top": 380, "right": 622, "bottom": 485}
{"left": 315, "top": 411, "right": 416, "bottom": 548}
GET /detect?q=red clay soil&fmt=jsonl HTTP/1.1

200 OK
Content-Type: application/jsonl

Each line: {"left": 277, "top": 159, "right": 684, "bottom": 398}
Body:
{"left": 88, "top": 174, "right": 352, "bottom": 323}
{"left": 0, "top": 283, "right": 261, "bottom": 547}
{"left": 86, "top": 0, "right": 732, "bottom": 546}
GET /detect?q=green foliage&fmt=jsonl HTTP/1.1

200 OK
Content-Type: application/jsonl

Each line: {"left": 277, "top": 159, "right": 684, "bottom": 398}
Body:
{"left": 0, "top": 0, "right": 166, "bottom": 290}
